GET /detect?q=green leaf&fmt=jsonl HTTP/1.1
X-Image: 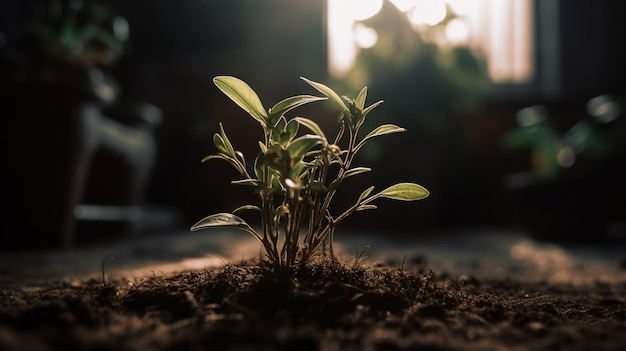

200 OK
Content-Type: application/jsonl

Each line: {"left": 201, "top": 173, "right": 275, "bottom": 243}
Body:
{"left": 361, "top": 100, "right": 384, "bottom": 119}
{"left": 355, "top": 87, "right": 368, "bottom": 110}
{"left": 201, "top": 154, "right": 231, "bottom": 163}
{"left": 344, "top": 167, "right": 371, "bottom": 179}
{"left": 232, "top": 205, "right": 261, "bottom": 214}
{"left": 213, "top": 133, "right": 229, "bottom": 155}
{"left": 254, "top": 153, "right": 266, "bottom": 183}
{"left": 274, "top": 116, "right": 287, "bottom": 134}
{"left": 269, "top": 95, "right": 327, "bottom": 125}
{"left": 373, "top": 183, "right": 429, "bottom": 201}
{"left": 271, "top": 117, "right": 294, "bottom": 146}
{"left": 356, "top": 124, "right": 406, "bottom": 151}
{"left": 358, "top": 186, "right": 375, "bottom": 202}
{"left": 307, "top": 181, "right": 328, "bottom": 193}
{"left": 301, "top": 77, "right": 350, "bottom": 115}
{"left": 272, "top": 117, "right": 300, "bottom": 147}
{"left": 288, "top": 159, "right": 307, "bottom": 180}
{"left": 356, "top": 204, "right": 378, "bottom": 211}
{"left": 286, "top": 134, "right": 323, "bottom": 161}
{"left": 190, "top": 213, "right": 261, "bottom": 241}
{"left": 231, "top": 179, "right": 260, "bottom": 186}
{"left": 262, "top": 144, "right": 291, "bottom": 167}
{"left": 235, "top": 151, "right": 246, "bottom": 167}
{"left": 216, "top": 122, "right": 236, "bottom": 157}
{"left": 294, "top": 117, "right": 327, "bottom": 142}
{"left": 283, "top": 118, "right": 300, "bottom": 144}
{"left": 214, "top": 76, "right": 267, "bottom": 126}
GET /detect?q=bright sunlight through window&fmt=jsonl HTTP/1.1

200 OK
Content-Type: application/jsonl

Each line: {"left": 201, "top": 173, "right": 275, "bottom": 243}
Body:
{"left": 327, "top": 0, "right": 534, "bottom": 84}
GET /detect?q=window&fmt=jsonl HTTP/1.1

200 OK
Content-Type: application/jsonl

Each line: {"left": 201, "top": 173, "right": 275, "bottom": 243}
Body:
{"left": 327, "top": 0, "right": 534, "bottom": 84}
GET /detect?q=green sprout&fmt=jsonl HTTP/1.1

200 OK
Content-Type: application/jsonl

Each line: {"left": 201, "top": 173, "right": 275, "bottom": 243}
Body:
{"left": 191, "top": 76, "right": 429, "bottom": 270}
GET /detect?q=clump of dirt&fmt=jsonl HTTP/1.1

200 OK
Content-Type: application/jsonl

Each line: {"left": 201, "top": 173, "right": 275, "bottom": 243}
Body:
{"left": 0, "top": 259, "right": 625, "bottom": 351}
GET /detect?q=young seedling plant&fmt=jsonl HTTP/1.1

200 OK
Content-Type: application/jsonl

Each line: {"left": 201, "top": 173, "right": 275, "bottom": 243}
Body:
{"left": 191, "top": 76, "right": 429, "bottom": 270}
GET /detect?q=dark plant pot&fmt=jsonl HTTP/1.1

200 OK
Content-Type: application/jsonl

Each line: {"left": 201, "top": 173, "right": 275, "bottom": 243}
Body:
{"left": 504, "top": 170, "right": 625, "bottom": 244}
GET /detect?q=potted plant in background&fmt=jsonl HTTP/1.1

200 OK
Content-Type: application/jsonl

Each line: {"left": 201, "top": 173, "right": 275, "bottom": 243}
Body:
{"left": 502, "top": 95, "right": 626, "bottom": 243}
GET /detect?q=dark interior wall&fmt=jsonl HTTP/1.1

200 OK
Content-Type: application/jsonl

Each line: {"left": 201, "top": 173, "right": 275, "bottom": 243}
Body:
{"left": 558, "top": 0, "right": 626, "bottom": 99}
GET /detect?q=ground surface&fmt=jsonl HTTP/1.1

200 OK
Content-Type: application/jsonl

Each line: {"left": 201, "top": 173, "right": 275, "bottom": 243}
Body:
{"left": 1, "top": 229, "right": 625, "bottom": 350}
{"left": 1, "top": 259, "right": 625, "bottom": 351}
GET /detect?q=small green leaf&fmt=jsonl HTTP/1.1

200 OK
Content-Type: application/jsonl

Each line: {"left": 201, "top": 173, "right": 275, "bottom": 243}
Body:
{"left": 301, "top": 77, "right": 350, "bottom": 115}
{"left": 294, "top": 117, "right": 327, "bottom": 142}
{"left": 283, "top": 118, "right": 300, "bottom": 143}
{"left": 373, "top": 183, "right": 429, "bottom": 201}
{"left": 231, "top": 179, "right": 259, "bottom": 186}
{"left": 356, "top": 124, "right": 406, "bottom": 151}
{"left": 190, "top": 213, "right": 261, "bottom": 241}
{"left": 355, "top": 87, "right": 368, "bottom": 110}
{"left": 288, "top": 160, "right": 307, "bottom": 180}
{"left": 274, "top": 117, "right": 287, "bottom": 134}
{"left": 358, "top": 186, "right": 375, "bottom": 202}
{"left": 214, "top": 76, "right": 267, "bottom": 126}
{"left": 254, "top": 153, "right": 266, "bottom": 183}
{"left": 361, "top": 100, "right": 384, "bottom": 119}
{"left": 269, "top": 95, "right": 326, "bottom": 125}
{"left": 271, "top": 117, "right": 293, "bottom": 146}
{"left": 235, "top": 151, "right": 246, "bottom": 167}
{"left": 218, "top": 123, "right": 236, "bottom": 156}
{"left": 307, "top": 181, "right": 328, "bottom": 193}
{"left": 286, "top": 134, "right": 323, "bottom": 161}
{"left": 201, "top": 154, "right": 231, "bottom": 163}
{"left": 233, "top": 205, "right": 261, "bottom": 214}
{"left": 356, "top": 204, "right": 378, "bottom": 211}
{"left": 344, "top": 167, "right": 372, "bottom": 179}
{"left": 213, "top": 133, "right": 229, "bottom": 155}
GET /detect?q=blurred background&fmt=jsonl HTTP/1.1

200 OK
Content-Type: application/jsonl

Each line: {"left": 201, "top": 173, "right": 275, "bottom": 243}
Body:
{"left": 1, "top": 0, "right": 625, "bottom": 252}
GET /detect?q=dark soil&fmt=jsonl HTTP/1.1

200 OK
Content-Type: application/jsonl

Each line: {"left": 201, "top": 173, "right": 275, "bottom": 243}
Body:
{"left": 1, "top": 259, "right": 625, "bottom": 351}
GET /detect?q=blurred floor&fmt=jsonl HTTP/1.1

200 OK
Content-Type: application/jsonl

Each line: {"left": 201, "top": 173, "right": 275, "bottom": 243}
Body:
{"left": 1, "top": 227, "right": 625, "bottom": 289}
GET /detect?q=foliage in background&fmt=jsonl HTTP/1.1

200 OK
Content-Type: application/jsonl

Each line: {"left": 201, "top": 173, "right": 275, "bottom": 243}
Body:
{"left": 503, "top": 96, "right": 624, "bottom": 178}
{"left": 25, "top": 0, "right": 129, "bottom": 67}
{"left": 327, "top": 2, "right": 491, "bottom": 226}
{"left": 191, "top": 76, "right": 429, "bottom": 270}
{"left": 338, "top": 1, "right": 491, "bottom": 131}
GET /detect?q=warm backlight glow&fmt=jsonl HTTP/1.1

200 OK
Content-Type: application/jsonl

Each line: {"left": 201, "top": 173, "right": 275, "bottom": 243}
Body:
{"left": 353, "top": 23, "right": 378, "bottom": 49}
{"left": 345, "top": 0, "right": 384, "bottom": 21}
{"left": 408, "top": 0, "right": 447, "bottom": 26}
{"left": 327, "top": 0, "right": 382, "bottom": 77}
{"left": 389, "top": 0, "right": 419, "bottom": 12}
{"left": 328, "top": 0, "right": 534, "bottom": 84}
{"left": 445, "top": 18, "right": 470, "bottom": 44}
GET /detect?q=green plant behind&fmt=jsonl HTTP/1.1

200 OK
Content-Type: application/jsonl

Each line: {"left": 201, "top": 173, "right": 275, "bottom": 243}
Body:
{"left": 191, "top": 76, "right": 429, "bottom": 270}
